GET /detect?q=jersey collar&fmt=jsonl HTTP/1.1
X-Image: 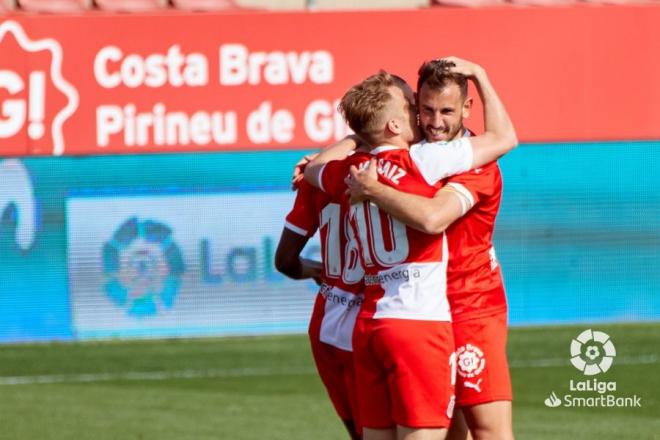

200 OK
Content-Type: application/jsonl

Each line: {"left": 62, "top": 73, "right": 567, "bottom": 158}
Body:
{"left": 369, "top": 145, "right": 406, "bottom": 155}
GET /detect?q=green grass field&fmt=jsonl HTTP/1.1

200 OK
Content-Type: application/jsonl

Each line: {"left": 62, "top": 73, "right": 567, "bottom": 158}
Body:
{"left": 0, "top": 323, "right": 658, "bottom": 439}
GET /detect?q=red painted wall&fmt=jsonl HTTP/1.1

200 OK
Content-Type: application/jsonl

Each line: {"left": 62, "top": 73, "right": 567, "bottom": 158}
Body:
{"left": 1, "top": 5, "right": 659, "bottom": 156}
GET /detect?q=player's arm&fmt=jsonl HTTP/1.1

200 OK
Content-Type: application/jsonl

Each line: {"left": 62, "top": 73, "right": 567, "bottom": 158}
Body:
{"left": 291, "top": 152, "right": 318, "bottom": 190}
{"left": 445, "top": 57, "right": 518, "bottom": 167}
{"left": 347, "top": 159, "right": 466, "bottom": 234}
{"left": 304, "top": 135, "right": 359, "bottom": 189}
{"left": 274, "top": 228, "right": 322, "bottom": 282}
{"left": 410, "top": 58, "right": 518, "bottom": 184}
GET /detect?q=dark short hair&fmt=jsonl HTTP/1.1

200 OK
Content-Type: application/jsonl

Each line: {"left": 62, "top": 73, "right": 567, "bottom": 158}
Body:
{"left": 417, "top": 59, "right": 467, "bottom": 98}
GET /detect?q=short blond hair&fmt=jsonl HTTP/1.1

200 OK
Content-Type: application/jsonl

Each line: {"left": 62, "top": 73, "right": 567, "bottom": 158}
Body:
{"left": 338, "top": 71, "right": 405, "bottom": 146}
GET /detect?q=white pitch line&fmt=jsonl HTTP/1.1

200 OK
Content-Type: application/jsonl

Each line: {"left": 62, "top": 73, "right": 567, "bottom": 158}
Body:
{"left": 0, "top": 355, "right": 656, "bottom": 386}
{"left": 509, "top": 354, "right": 658, "bottom": 368}
{"left": 0, "top": 367, "right": 317, "bottom": 386}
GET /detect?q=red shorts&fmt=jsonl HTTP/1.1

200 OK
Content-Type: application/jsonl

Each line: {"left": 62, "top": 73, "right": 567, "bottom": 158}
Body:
{"left": 353, "top": 317, "right": 455, "bottom": 429}
{"left": 453, "top": 311, "right": 512, "bottom": 407}
{"left": 308, "top": 295, "right": 360, "bottom": 427}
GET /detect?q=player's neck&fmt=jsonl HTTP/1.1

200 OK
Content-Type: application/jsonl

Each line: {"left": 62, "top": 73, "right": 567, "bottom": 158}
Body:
{"left": 369, "top": 136, "right": 409, "bottom": 151}
{"left": 451, "top": 126, "right": 471, "bottom": 140}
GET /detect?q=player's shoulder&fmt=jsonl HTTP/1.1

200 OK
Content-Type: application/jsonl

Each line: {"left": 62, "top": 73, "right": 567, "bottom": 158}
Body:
{"left": 409, "top": 137, "right": 472, "bottom": 158}
{"left": 469, "top": 160, "right": 500, "bottom": 177}
{"left": 349, "top": 149, "right": 373, "bottom": 165}
{"left": 447, "top": 161, "right": 501, "bottom": 193}
{"left": 409, "top": 138, "right": 450, "bottom": 151}
{"left": 372, "top": 145, "right": 422, "bottom": 177}
{"left": 326, "top": 150, "right": 371, "bottom": 171}
{"left": 298, "top": 171, "right": 333, "bottom": 206}
{"left": 297, "top": 176, "right": 321, "bottom": 196}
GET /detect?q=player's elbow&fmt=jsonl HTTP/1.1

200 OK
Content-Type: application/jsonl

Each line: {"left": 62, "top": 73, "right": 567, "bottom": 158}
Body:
{"left": 498, "top": 122, "right": 519, "bottom": 153}
{"left": 303, "top": 163, "right": 322, "bottom": 189}
{"left": 485, "top": 131, "right": 518, "bottom": 164}
{"left": 275, "top": 252, "right": 301, "bottom": 279}
{"left": 422, "top": 222, "right": 449, "bottom": 235}
{"left": 420, "top": 214, "right": 450, "bottom": 235}
{"left": 505, "top": 129, "right": 519, "bottom": 153}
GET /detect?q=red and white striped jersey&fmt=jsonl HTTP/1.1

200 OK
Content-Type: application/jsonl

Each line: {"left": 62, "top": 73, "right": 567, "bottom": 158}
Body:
{"left": 284, "top": 179, "right": 364, "bottom": 351}
{"left": 317, "top": 137, "right": 473, "bottom": 322}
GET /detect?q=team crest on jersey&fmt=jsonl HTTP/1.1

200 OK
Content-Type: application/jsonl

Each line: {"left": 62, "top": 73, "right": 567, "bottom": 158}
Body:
{"left": 456, "top": 344, "right": 486, "bottom": 378}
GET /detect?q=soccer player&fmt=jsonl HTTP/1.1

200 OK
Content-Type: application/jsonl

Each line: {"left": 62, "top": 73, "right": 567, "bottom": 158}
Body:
{"left": 345, "top": 59, "right": 515, "bottom": 440}
{"left": 304, "top": 59, "right": 516, "bottom": 440}
{"left": 274, "top": 162, "right": 365, "bottom": 440}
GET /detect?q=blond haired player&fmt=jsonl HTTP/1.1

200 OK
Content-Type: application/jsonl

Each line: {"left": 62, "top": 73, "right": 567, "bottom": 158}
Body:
{"left": 345, "top": 58, "right": 515, "bottom": 440}
{"left": 304, "top": 59, "right": 516, "bottom": 440}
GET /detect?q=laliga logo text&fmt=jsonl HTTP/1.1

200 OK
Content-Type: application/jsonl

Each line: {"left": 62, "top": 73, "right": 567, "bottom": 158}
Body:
{"left": 543, "top": 329, "right": 641, "bottom": 409}
{"left": 0, "top": 21, "right": 78, "bottom": 156}
{"left": 0, "top": 159, "right": 37, "bottom": 251}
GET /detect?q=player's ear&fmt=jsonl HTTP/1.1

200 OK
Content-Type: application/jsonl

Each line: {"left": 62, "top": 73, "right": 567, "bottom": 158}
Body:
{"left": 462, "top": 96, "right": 473, "bottom": 118}
{"left": 386, "top": 118, "right": 402, "bottom": 135}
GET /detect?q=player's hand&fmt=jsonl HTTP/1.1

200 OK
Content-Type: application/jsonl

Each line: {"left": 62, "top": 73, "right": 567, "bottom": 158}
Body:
{"left": 437, "top": 56, "right": 484, "bottom": 79}
{"left": 345, "top": 158, "right": 379, "bottom": 204}
{"left": 301, "top": 258, "right": 323, "bottom": 284}
{"left": 291, "top": 152, "right": 319, "bottom": 190}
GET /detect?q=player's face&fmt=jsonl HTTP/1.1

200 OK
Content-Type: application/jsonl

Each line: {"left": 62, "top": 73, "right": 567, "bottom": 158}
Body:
{"left": 418, "top": 82, "right": 471, "bottom": 142}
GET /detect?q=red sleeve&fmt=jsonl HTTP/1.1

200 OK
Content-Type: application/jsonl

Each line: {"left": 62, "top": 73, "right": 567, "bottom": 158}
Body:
{"left": 446, "top": 162, "right": 500, "bottom": 206}
{"left": 284, "top": 179, "right": 320, "bottom": 237}
{"left": 318, "top": 158, "right": 350, "bottom": 199}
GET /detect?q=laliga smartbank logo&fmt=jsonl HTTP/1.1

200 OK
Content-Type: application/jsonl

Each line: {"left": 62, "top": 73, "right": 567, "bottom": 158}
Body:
{"left": 570, "top": 328, "right": 616, "bottom": 375}
{"left": 0, "top": 21, "right": 79, "bottom": 156}
{"left": 544, "top": 329, "right": 642, "bottom": 409}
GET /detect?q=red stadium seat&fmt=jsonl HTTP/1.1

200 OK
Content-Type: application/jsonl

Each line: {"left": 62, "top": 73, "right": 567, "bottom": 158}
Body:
{"left": 17, "top": 0, "right": 91, "bottom": 12}
{"left": 432, "top": 0, "right": 507, "bottom": 6}
{"left": 171, "top": 0, "right": 247, "bottom": 11}
{"left": 94, "top": 0, "right": 166, "bottom": 11}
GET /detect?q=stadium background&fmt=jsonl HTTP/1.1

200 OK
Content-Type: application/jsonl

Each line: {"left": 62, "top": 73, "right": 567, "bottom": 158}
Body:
{"left": 0, "top": 0, "right": 660, "bottom": 440}
{"left": 0, "top": 4, "right": 659, "bottom": 439}
{"left": 1, "top": 5, "right": 659, "bottom": 342}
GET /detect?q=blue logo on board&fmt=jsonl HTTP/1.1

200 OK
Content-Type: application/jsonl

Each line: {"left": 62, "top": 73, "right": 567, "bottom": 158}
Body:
{"left": 102, "top": 217, "right": 185, "bottom": 317}
{"left": 0, "top": 159, "right": 37, "bottom": 252}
